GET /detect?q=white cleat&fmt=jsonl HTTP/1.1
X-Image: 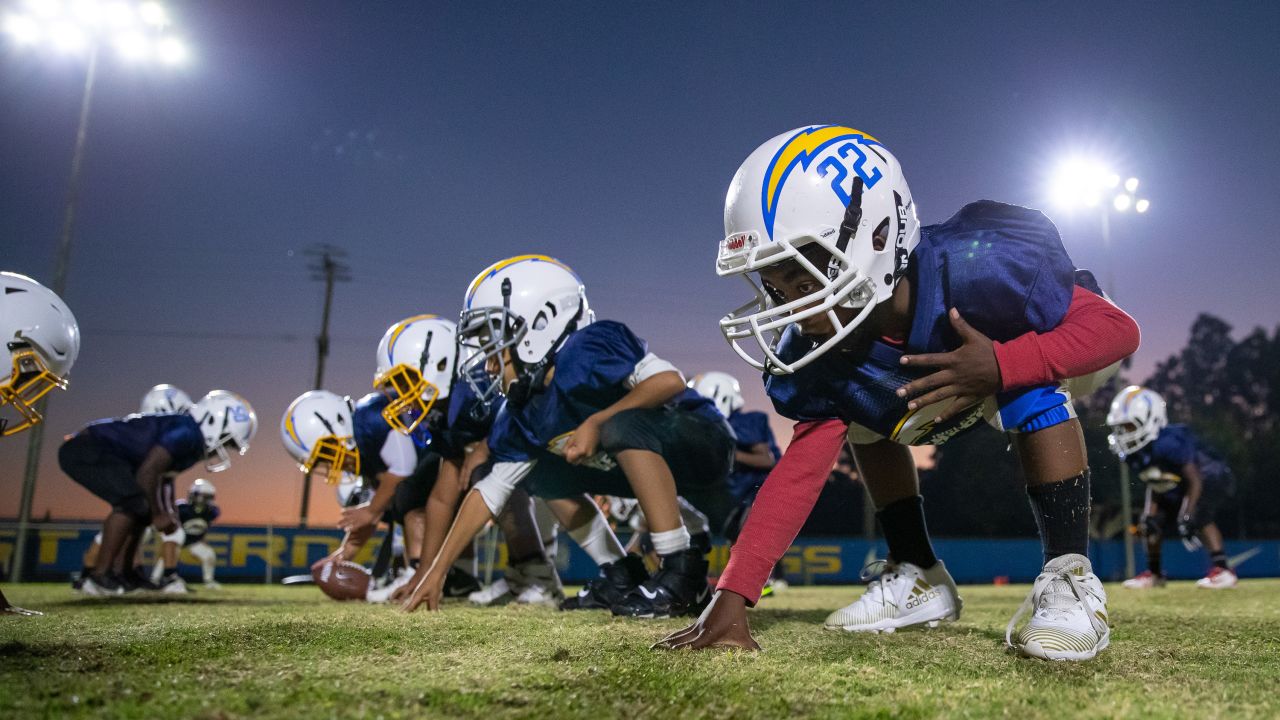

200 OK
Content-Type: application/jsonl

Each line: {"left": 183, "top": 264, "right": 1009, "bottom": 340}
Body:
{"left": 203, "top": 580, "right": 223, "bottom": 591}
{"left": 1195, "top": 567, "right": 1238, "bottom": 589}
{"left": 366, "top": 570, "right": 414, "bottom": 604}
{"left": 1121, "top": 570, "right": 1165, "bottom": 589}
{"left": 823, "top": 560, "right": 962, "bottom": 633}
{"left": 79, "top": 575, "right": 123, "bottom": 597}
{"left": 515, "top": 583, "right": 563, "bottom": 608}
{"left": 468, "top": 579, "right": 515, "bottom": 606}
{"left": 159, "top": 576, "right": 189, "bottom": 595}
{"left": 1007, "top": 553, "right": 1110, "bottom": 662}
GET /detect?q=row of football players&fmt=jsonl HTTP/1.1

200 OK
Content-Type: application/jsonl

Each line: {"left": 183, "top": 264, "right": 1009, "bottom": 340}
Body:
{"left": 0, "top": 124, "right": 1239, "bottom": 660}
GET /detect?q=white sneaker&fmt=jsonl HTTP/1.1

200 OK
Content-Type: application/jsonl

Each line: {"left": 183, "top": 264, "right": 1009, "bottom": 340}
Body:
{"left": 468, "top": 579, "right": 515, "bottom": 606}
{"left": 1121, "top": 570, "right": 1165, "bottom": 589}
{"left": 80, "top": 575, "right": 123, "bottom": 597}
{"left": 1007, "top": 554, "right": 1110, "bottom": 661}
{"left": 366, "top": 570, "right": 414, "bottom": 604}
{"left": 507, "top": 558, "right": 564, "bottom": 608}
{"left": 1195, "top": 567, "right": 1238, "bottom": 589}
{"left": 203, "top": 580, "right": 223, "bottom": 591}
{"left": 515, "top": 583, "right": 562, "bottom": 608}
{"left": 159, "top": 576, "right": 189, "bottom": 595}
{"left": 823, "top": 560, "right": 962, "bottom": 633}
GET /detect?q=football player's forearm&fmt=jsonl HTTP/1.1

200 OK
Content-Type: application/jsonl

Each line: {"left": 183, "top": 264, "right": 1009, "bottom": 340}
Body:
{"left": 993, "top": 286, "right": 1141, "bottom": 391}
{"left": 366, "top": 472, "right": 404, "bottom": 514}
{"left": 589, "top": 371, "right": 684, "bottom": 426}
{"left": 427, "top": 490, "right": 493, "bottom": 577}
{"left": 717, "top": 419, "right": 847, "bottom": 605}
{"left": 1181, "top": 464, "right": 1203, "bottom": 513}
{"left": 419, "top": 462, "right": 466, "bottom": 569}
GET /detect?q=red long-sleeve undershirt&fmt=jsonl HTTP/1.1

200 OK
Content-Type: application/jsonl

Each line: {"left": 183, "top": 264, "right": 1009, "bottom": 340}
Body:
{"left": 716, "top": 285, "right": 1141, "bottom": 604}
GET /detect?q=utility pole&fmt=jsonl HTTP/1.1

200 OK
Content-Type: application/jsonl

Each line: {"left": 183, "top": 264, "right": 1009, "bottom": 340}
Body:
{"left": 298, "top": 244, "right": 351, "bottom": 527}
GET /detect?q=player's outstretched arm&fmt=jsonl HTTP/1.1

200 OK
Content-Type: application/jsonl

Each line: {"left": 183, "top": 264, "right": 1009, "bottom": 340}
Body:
{"left": 400, "top": 488, "right": 494, "bottom": 613}
{"left": 656, "top": 418, "right": 846, "bottom": 652}
{"left": 564, "top": 370, "right": 685, "bottom": 464}
{"left": 392, "top": 456, "right": 467, "bottom": 603}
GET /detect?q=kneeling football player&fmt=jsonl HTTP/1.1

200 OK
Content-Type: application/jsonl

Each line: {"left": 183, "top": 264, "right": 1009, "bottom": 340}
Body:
{"left": 1108, "top": 386, "right": 1238, "bottom": 589}
{"left": 657, "top": 126, "right": 1139, "bottom": 661}
{"left": 401, "top": 255, "right": 735, "bottom": 618}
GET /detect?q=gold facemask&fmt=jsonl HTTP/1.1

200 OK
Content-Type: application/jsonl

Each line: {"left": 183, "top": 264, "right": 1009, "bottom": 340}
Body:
{"left": 374, "top": 364, "right": 440, "bottom": 435}
{"left": 1, "top": 348, "right": 68, "bottom": 437}
{"left": 302, "top": 435, "right": 360, "bottom": 484}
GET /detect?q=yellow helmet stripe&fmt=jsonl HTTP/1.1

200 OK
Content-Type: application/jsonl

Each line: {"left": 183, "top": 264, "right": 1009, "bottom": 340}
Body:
{"left": 386, "top": 314, "right": 441, "bottom": 365}
{"left": 465, "top": 254, "right": 577, "bottom": 307}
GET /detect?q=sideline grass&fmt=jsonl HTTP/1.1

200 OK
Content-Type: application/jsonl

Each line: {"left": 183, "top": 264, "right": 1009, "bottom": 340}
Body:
{"left": 2, "top": 580, "right": 1277, "bottom": 719}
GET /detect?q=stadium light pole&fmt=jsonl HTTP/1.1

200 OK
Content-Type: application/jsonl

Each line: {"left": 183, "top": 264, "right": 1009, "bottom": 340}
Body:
{"left": 4, "top": 0, "right": 191, "bottom": 582}
{"left": 299, "top": 244, "right": 352, "bottom": 527}
{"left": 1048, "top": 156, "right": 1150, "bottom": 579}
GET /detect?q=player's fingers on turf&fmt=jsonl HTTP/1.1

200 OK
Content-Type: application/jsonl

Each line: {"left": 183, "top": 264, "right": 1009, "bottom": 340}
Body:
{"left": 896, "top": 369, "right": 955, "bottom": 399}
{"left": 899, "top": 351, "right": 955, "bottom": 368}
{"left": 906, "top": 383, "right": 957, "bottom": 410}
{"left": 651, "top": 626, "right": 699, "bottom": 650}
{"left": 933, "top": 395, "right": 978, "bottom": 424}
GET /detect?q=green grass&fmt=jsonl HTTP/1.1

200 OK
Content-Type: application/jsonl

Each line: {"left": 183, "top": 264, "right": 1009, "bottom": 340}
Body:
{"left": 2, "top": 580, "right": 1278, "bottom": 719}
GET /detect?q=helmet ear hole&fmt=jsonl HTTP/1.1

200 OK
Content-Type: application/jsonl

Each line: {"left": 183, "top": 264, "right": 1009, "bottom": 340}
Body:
{"left": 872, "top": 218, "right": 890, "bottom": 252}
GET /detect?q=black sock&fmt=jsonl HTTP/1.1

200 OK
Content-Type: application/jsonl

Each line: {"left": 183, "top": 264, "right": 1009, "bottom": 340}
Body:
{"left": 877, "top": 495, "right": 938, "bottom": 569}
{"left": 1210, "top": 551, "right": 1228, "bottom": 570}
{"left": 1026, "top": 470, "right": 1091, "bottom": 564}
{"left": 1148, "top": 543, "right": 1163, "bottom": 576}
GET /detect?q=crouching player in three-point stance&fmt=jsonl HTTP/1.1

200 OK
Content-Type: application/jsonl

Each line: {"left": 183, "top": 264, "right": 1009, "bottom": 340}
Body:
{"left": 657, "top": 126, "right": 1140, "bottom": 661}
{"left": 1108, "top": 386, "right": 1239, "bottom": 589}
{"left": 402, "top": 255, "right": 734, "bottom": 618}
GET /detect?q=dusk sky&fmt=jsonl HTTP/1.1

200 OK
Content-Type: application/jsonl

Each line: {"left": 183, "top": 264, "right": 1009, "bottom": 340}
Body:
{"left": 3, "top": 1, "right": 1278, "bottom": 525}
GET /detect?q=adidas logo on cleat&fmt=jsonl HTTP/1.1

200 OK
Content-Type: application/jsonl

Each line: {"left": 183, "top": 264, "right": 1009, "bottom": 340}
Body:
{"left": 904, "top": 580, "right": 939, "bottom": 610}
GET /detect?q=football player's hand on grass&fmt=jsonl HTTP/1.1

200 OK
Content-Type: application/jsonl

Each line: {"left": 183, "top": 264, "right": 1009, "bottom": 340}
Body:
{"left": 400, "top": 569, "right": 445, "bottom": 613}
{"left": 652, "top": 590, "right": 761, "bottom": 652}
{"left": 0, "top": 589, "right": 42, "bottom": 617}
{"left": 339, "top": 503, "right": 379, "bottom": 533}
{"left": 391, "top": 568, "right": 426, "bottom": 603}
{"left": 897, "top": 308, "right": 1000, "bottom": 423}
{"left": 563, "top": 419, "right": 601, "bottom": 465}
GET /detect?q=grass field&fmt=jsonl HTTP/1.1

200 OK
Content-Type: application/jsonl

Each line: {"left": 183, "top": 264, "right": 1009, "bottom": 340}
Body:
{"left": 2, "top": 580, "right": 1278, "bottom": 719}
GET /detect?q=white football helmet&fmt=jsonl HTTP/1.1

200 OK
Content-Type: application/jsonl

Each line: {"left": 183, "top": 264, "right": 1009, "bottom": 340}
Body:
{"left": 190, "top": 390, "right": 258, "bottom": 472}
{"left": 1, "top": 272, "right": 80, "bottom": 437}
{"left": 458, "top": 255, "right": 591, "bottom": 407}
{"left": 189, "top": 478, "right": 216, "bottom": 500}
{"left": 717, "top": 126, "right": 919, "bottom": 375}
{"left": 281, "top": 390, "right": 359, "bottom": 485}
{"left": 690, "top": 371, "right": 744, "bottom": 418}
{"left": 141, "top": 384, "right": 193, "bottom": 415}
{"left": 1106, "top": 385, "right": 1168, "bottom": 458}
{"left": 373, "top": 315, "right": 457, "bottom": 435}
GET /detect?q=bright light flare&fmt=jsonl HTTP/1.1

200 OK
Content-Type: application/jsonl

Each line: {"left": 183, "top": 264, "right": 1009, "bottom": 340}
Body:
{"left": 48, "top": 21, "right": 85, "bottom": 52}
{"left": 1113, "top": 194, "right": 1132, "bottom": 212}
{"left": 156, "top": 34, "right": 185, "bottom": 64}
{"left": 104, "top": 1, "right": 135, "bottom": 26}
{"left": 1135, "top": 198, "right": 1150, "bottom": 214}
{"left": 137, "top": 0, "right": 166, "bottom": 26}
{"left": 23, "top": 0, "right": 62, "bottom": 19}
{"left": 113, "top": 29, "right": 148, "bottom": 60}
{"left": 1124, "top": 177, "right": 1139, "bottom": 193}
{"left": 3, "top": 13, "right": 43, "bottom": 44}
{"left": 1049, "top": 157, "right": 1114, "bottom": 209}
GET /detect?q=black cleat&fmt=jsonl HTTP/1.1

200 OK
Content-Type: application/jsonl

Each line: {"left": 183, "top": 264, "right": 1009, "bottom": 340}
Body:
{"left": 560, "top": 554, "right": 649, "bottom": 611}
{"left": 443, "top": 567, "right": 482, "bottom": 598}
{"left": 611, "top": 548, "right": 710, "bottom": 619}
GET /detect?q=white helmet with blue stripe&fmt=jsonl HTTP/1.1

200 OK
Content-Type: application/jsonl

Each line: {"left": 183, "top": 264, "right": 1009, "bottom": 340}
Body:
{"left": 141, "top": 384, "right": 193, "bottom": 415}
{"left": 190, "top": 390, "right": 258, "bottom": 472}
{"left": 458, "top": 255, "right": 591, "bottom": 407}
{"left": 281, "top": 390, "right": 358, "bottom": 485}
{"left": 373, "top": 315, "right": 457, "bottom": 435}
{"left": 717, "top": 126, "right": 919, "bottom": 375}
{"left": 1106, "top": 385, "right": 1168, "bottom": 458}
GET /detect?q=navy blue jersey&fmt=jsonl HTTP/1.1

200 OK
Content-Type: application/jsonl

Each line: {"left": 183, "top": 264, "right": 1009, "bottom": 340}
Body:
{"left": 82, "top": 414, "right": 205, "bottom": 473}
{"left": 429, "top": 375, "right": 496, "bottom": 460}
{"left": 490, "top": 320, "right": 720, "bottom": 463}
{"left": 352, "top": 393, "right": 435, "bottom": 478}
{"left": 176, "top": 499, "right": 220, "bottom": 544}
{"left": 727, "top": 410, "right": 780, "bottom": 499}
{"left": 1126, "top": 424, "right": 1233, "bottom": 497}
{"left": 767, "top": 201, "right": 1093, "bottom": 444}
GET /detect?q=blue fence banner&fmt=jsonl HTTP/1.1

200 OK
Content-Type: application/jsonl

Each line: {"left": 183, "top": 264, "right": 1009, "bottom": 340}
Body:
{"left": 2, "top": 521, "right": 1278, "bottom": 584}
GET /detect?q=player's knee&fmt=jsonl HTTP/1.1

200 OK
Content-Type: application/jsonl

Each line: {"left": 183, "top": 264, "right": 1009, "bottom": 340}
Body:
{"left": 599, "top": 409, "right": 659, "bottom": 455}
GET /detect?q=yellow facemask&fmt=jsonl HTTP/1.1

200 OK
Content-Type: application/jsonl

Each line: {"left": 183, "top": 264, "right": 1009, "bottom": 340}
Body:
{"left": 374, "top": 363, "right": 440, "bottom": 435}
{"left": 1, "top": 348, "right": 69, "bottom": 437}
{"left": 302, "top": 434, "right": 360, "bottom": 484}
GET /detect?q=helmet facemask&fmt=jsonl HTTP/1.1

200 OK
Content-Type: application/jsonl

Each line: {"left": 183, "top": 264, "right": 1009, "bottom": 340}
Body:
{"left": 0, "top": 344, "right": 68, "bottom": 436}
{"left": 304, "top": 434, "right": 360, "bottom": 485}
{"left": 374, "top": 329, "right": 447, "bottom": 435}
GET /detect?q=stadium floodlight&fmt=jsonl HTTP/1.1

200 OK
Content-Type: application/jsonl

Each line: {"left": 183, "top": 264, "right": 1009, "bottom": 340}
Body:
{"left": 2, "top": 0, "right": 193, "bottom": 585}
{"left": 1135, "top": 198, "right": 1150, "bottom": 214}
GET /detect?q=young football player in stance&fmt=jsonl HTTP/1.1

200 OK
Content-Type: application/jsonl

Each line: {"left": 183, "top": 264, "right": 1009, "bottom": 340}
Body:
{"left": 1, "top": 272, "right": 80, "bottom": 615}
{"left": 401, "top": 255, "right": 735, "bottom": 618}
{"left": 1108, "top": 387, "right": 1238, "bottom": 589}
{"left": 150, "top": 479, "right": 222, "bottom": 592}
{"left": 61, "top": 390, "right": 256, "bottom": 595}
{"left": 656, "top": 126, "right": 1140, "bottom": 660}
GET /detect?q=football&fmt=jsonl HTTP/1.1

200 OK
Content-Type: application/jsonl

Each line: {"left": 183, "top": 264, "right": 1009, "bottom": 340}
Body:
{"left": 312, "top": 559, "right": 372, "bottom": 601}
